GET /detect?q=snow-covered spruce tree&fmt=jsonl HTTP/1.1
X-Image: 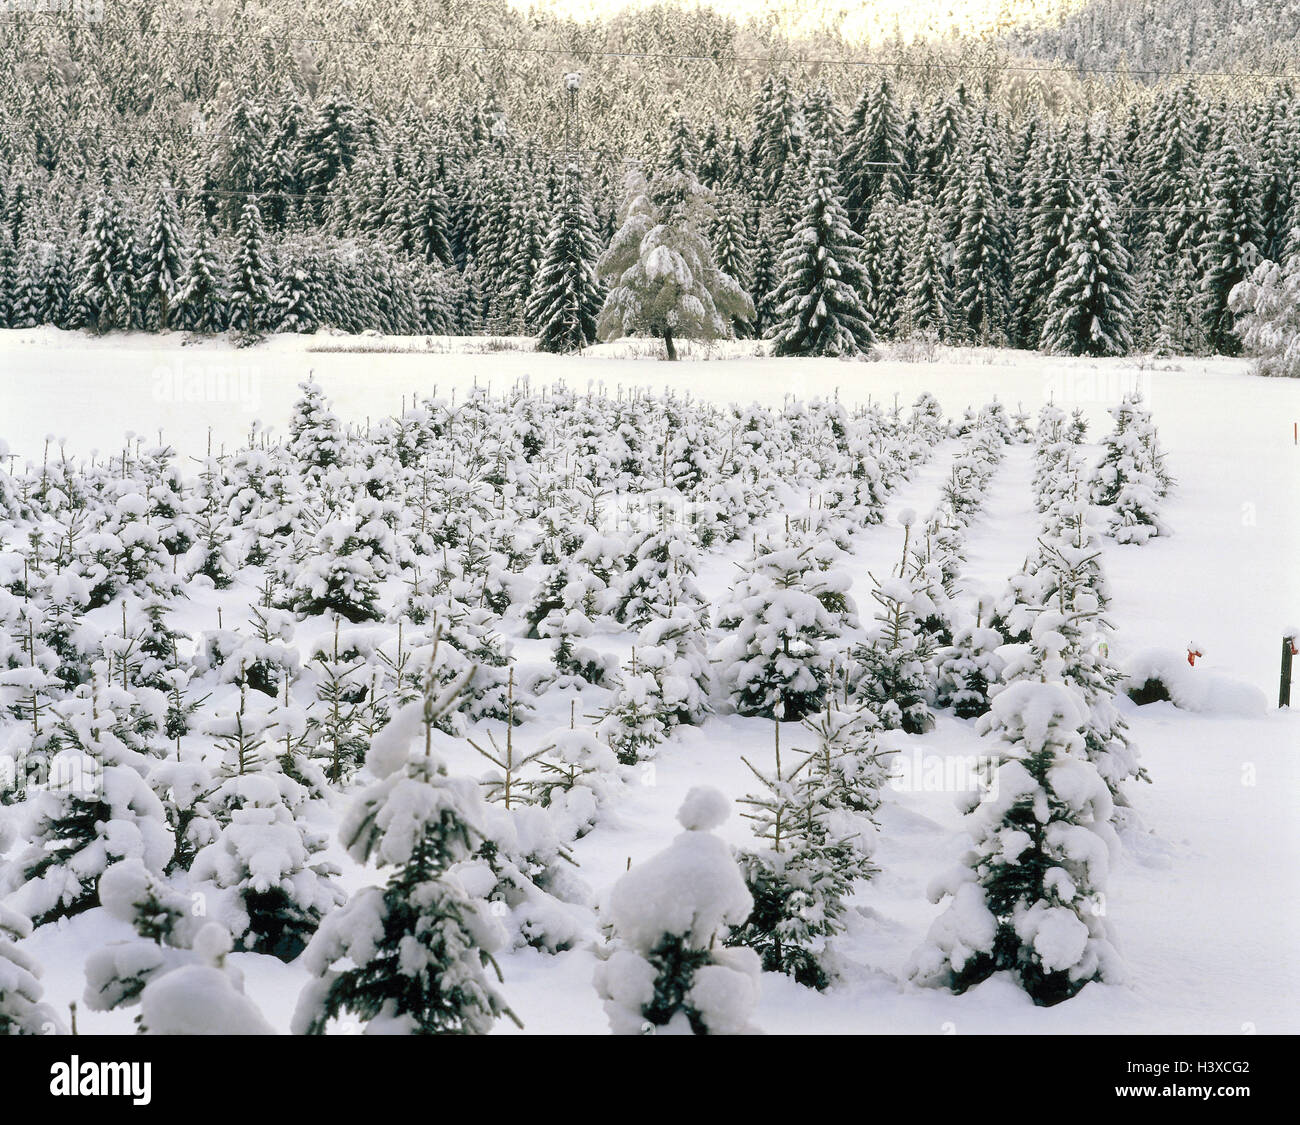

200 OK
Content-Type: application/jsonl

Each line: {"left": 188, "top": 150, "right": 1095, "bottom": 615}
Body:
{"left": 713, "top": 543, "right": 851, "bottom": 722}
{"left": 1040, "top": 179, "right": 1135, "bottom": 357}
{"left": 287, "top": 517, "right": 386, "bottom": 623}
{"left": 1012, "top": 133, "right": 1080, "bottom": 348}
{"left": 860, "top": 195, "right": 905, "bottom": 340}
{"left": 726, "top": 719, "right": 873, "bottom": 989}
{"left": 934, "top": 611, "right": 1006, "bottom": 720}
{"left": 597, "top": 167, "right": 752, "bottom": 360}
{"left": 7, "top": 681, "right": 174, "bottom": 926}
{"left": 1200, "top": 138, "right": 1262, "bottom": 357}
{"left": 633, "top": 609, "right": 714, "bottom": 729}
{"left": 528, "top": 167, "right": 604, "bottom": 354}
{"left": 287, "top": 377, "right": 346, "bottom": 481}
{"left": 173, "top": 210, "right": 226, "bottom": 332}
{"left": 899, "top": 197, "right": 951, "bottom": 343}
{"left": 952, "top": 151, "right": 1011, "bottom": 346}
{"left": 796, "top": 699, "right": 892, "bottom": 830}
{"left": 614, "top": 522, "right": 705, "bottom": 628}
{"left": 83, "top": 860, "right": 274, "bottom": 1034}
{"left": 227, "top": 199, "right": 274, "bottom": 334}
{"left": 598, "top": 653, "right": 669, "bottom": 766}
{"left": 1089, "top": 393, "right": 1173, "bottom": 545}
{"left": 909, "top": 681, "right": 1121, "bottom": 1006}
{"left": 189, "top": 797, "right": 344, "bottom": 961}
{"left": 293, "top": 664, "right": 520, "bottom": 1035}
{"left": 137, "top": 183, "right": 185, "bottom": 330}
{"left": 594, "top": 787, "right": 760, "bottom": 1035}
{"left": 841, "top": 76, "right": 908, "bottom": 228}
{"left": 0, "top": 901, "right": 65, "bottom": 1034}
{"left": 523, "top": 547, "right": 617, "bottom": 689}
{"left": 73, "top": 191, "right": 133, "bottom": 333}
{"left": 274, "top": 254, "right": 317, "bottom": 333}
{"left": 1230, "top": 231, "right": 1300, "bottom": 377}
{"left": 771, "top": 145, "right": 875, "bottom": 357}
{"left": 850, "top": 514, "right": 935, "bottom": 734}
{"left": 710, "top": 187, "right": 754, "bottom": 336}
{"left": 1017, "top": 541, "right": 1147, "bottom": 810}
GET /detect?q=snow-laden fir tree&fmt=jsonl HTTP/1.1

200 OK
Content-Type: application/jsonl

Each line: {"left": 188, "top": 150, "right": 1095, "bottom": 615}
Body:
{"left": 726, "top": 718, "right": 875, "bottom": 989}
{"left": 1230, "top": 228, "right": 1300, "bottom": 377}
{"left": 275, "top": 256, "right": 317, "bottom": 333}
{"left": 594, "top": 786, "right": 760, "bottom": 1034}
{"left": 228, "top": 199, "right": 273, "bottom": 333}
{"left": 287, "top": 518, "right": 386, "bottom": 623}
{"left": 710, "top": 187, "right": 754, "bottom": 336}
{"left": 850, "top": 514, "right": 935, "bottom": 734}
{"left": 73, "top": 191, "right": 133, "bottom": 333}
{"left": 137, "top": 183, "right": 185, "bottom": 330}
{"left": 952, "top": 151, "right": 1011, "bottom": 345}
{"left": 598, "top": 654, "right": 669, "bottom": 766}
{"left": 909, "top": 681, "right": 1121, "bottom": 1006}
{"left": 1040, "top": 178, "right": 1135, "bottom": 357}
{"left": 287, "top": 377, "right": 346, "bottom": 480}
{"left": 770, "top": 144, "right": 875, "bottom": 357}
{"left": 1012, "top": 134, "right": 1080, "bottom": 348}
{"left": 83, "top": 860, "right": 274, "bottom": 1034}
{"left": 934, "top": 612, "right": 1006, "bottom": 719}
{"left": 713, "top": 542, "right": 851, "bottom": 722}
{"left": 597, "top": 167, "right": 752, "bottom": 360}
{"left": 900, "top": 197, "right": 951, "bottom": 342}
{"left": 840, "top": 76, "right": 908, "bottom": 228}
{"left": 614, "top": 521, "right": 705, "bottom": 628}
{"left": 1089, "top": 393, "right": 1173, "bottom": 545}
{"left": 173, "top": 210, "right": 226, "bottom": 332}
{"left": 293, "top": 661, "right": 520, "bottom": 1035}
{"left": 528, "top": 167, "right": 604, "bottom": 354}
{"left": 1199, "top": 138, "right": 1262, "bottom": 357}
{"left": 860, "top": 195, "right": 905, "bottom": 340}
{"left": 7, "top": 678, "right": 174, "bottom": 926}
{"left": 189, "top": 796, "right": 344, "bottom": 961}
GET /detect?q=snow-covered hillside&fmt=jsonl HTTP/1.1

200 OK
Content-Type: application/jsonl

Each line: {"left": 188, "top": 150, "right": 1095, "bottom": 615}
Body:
{"left": 1, "top": 331, "right": 1296, "bottom": 1035}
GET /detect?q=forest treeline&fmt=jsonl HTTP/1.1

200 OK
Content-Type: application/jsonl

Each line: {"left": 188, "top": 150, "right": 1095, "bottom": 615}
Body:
{"left": 0, "top": 1, "right": 1295, "bottom": 356}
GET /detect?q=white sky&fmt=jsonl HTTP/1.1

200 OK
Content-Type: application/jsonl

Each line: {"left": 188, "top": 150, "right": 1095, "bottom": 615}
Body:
{"left": 504, "top": 0, "right": 1081, "bottom": 46}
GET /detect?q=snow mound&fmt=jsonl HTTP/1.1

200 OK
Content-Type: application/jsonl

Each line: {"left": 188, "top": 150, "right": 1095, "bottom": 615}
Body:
{"left": 1122, "top": 649, "right": 1268, "bottom": 717}
{"left": 676, "top": 786, "right": 731, "bottom": 832}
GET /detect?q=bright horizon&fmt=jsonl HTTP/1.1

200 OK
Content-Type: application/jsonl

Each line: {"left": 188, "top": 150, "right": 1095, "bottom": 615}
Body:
{"left": 505, "top": 0, "right": 1084, "bottom": 46}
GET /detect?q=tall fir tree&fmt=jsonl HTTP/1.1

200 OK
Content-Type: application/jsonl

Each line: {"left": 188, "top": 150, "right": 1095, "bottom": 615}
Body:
{"left": 770, "top": 146, "right": 875, "bottom": 357}
{"left": 138, "top": 184, "right": 185, "bottom": 330}
{"left": 841, "top": 76, "right": 908, "bottom": 228}
{"left": 1200, "top": 139, "right": 1262, "bottom": 356}
{"left": 527, "top": 167, "right": 604, "bottom": 354}
{"left": 1041, "top": 179, "right": 1135, "bottom": 357}
{"left": 228, "top": 199, "right": 273, "bottom": 333}
{"left": 173, "top": 210, "right": 226, "bottom": 332}
{"left": 73, "top": 190, "right": 133, "bottom": 333}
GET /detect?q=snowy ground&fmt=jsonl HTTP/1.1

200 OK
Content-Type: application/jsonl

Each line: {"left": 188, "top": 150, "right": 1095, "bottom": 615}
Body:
{"left": 3, "top": 328, "right": 1299, "bottom": 1034}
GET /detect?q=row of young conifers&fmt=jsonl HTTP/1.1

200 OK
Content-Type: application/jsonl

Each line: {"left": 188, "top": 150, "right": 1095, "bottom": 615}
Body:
{"left": 0, "top": 380, "right": 1170, "bottom": 1033}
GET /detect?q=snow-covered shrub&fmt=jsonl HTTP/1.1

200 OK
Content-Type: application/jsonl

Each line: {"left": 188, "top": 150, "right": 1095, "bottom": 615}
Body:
{"left": 594, "top": 787, "right": 760, "bottom": 1034}
{"left": 713, "top": 543, "right": 852, "bottom": 722}
{"left": 293, "top": 673, "right": 520, "bottom": 1035}
{"left": 909, "top": 682, "right": 1122, "bottom": 1006}
{"left": 84, "top": 860, "right": 274, "bottom": 1034}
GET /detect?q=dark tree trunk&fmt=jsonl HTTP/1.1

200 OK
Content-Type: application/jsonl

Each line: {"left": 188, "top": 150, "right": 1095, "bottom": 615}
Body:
{"left": 663, "top": 327, "right": 677, "bottom": 361}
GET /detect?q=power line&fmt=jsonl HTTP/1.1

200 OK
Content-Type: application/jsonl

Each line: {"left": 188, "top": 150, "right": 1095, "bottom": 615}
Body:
{"left": 7, "top": 12, "right": 1300, "bottom": 82}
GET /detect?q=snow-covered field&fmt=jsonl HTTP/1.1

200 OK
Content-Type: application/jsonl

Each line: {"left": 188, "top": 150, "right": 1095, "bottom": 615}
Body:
{"left": 2, "top": 329, "right": 1298, "bottom": 1035}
